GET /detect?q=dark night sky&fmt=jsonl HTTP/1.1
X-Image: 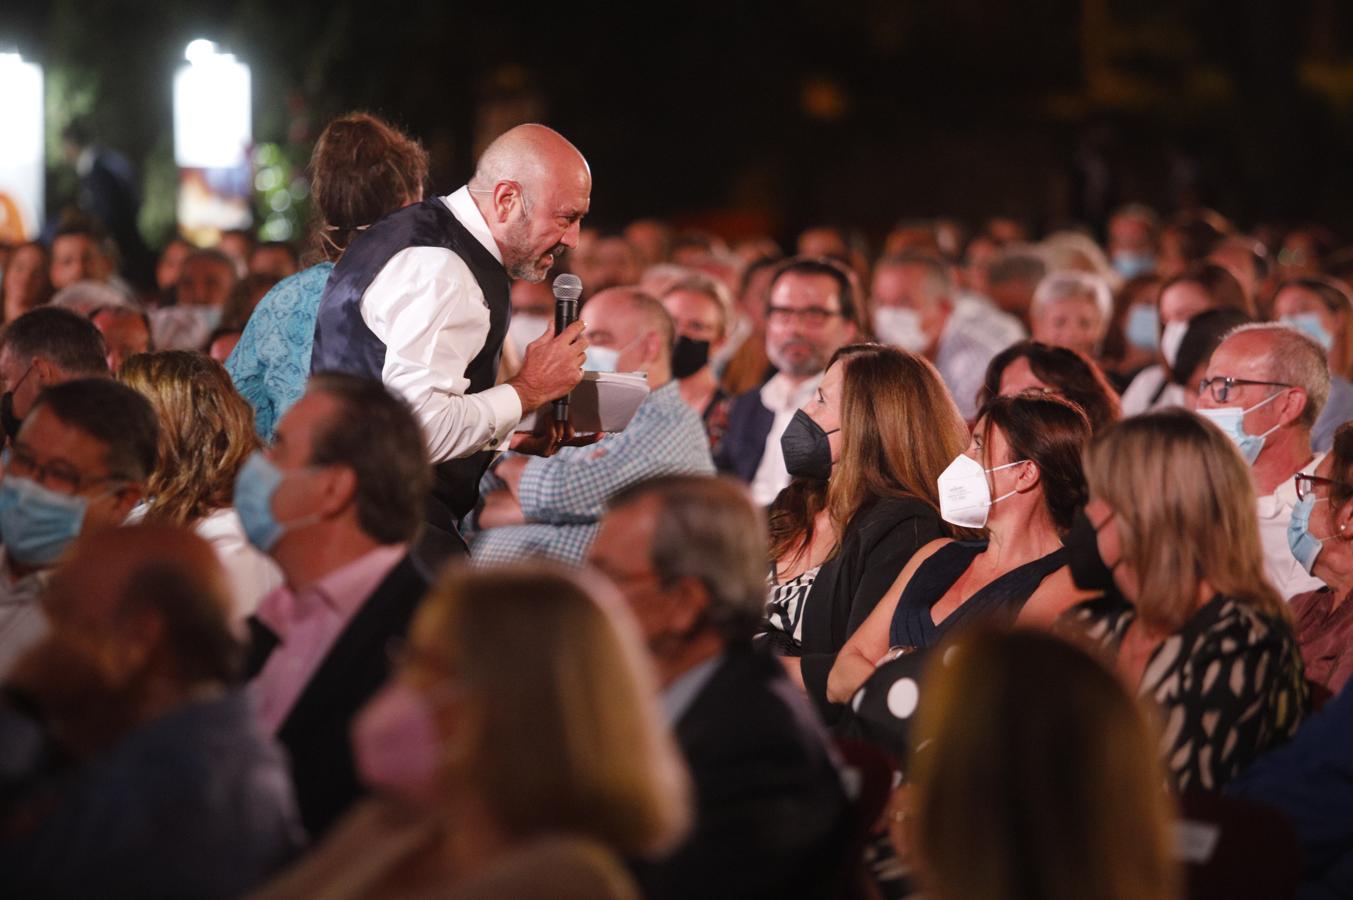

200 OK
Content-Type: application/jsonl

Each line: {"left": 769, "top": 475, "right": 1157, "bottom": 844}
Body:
{"left": 8, "top": 0, "right": 1353, "bottom": 243}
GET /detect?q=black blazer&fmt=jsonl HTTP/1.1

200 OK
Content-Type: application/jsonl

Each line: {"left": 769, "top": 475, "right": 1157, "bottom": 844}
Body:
{"left": 632, "top": 645, "right": 853, "bottom": 900}
{"left": 244, "top": 552, "right": 432, "bottom": 838}
{"left": 798, "top": 496, "right": 945, "bottom": 727}
{"left": 713, "top": 388, "right": 776, "bottom": 483}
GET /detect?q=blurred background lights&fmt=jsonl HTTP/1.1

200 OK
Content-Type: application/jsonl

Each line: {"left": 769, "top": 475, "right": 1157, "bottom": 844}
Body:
{"left": 0, "top": 51, "right": 45, "bottom": 241}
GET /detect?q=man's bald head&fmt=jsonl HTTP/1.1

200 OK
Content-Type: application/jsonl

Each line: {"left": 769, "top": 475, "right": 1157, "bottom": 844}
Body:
{"left": 584, "top": 287, "right": 675, "bottom": 384}
{"left": 468, "top": 125, "right": 592, "bottom": 283}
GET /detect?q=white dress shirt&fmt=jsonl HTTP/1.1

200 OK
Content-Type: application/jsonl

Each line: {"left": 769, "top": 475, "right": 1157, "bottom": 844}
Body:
{"left": 0, "top": 551, "right": 51, "bottom": 677}
{"left": 1258, "top": 454, "right": 1326, "bottom": 599}
{"left": 750, "top": 373, "right": 823, "bottom": 507}
{"left": 1120, "top": 364, "right": 1188, "bottom": 416}
{"left": 194, "top": 507, "right": 284, "bottom": 622}
{"left": 359, "top": 186, "right": 523, "bottom": 463}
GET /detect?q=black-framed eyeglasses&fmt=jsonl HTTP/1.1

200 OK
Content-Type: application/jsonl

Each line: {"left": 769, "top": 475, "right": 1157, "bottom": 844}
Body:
{"left": 3, "top": 445, "right": 121, "bottom": 496}
{"left": 1295, "top": 473, "right": 1353, "bottom": 502}
{"left": 766, "top": 306, "right": 843, "bottom": 327}
{"left": 1197, "top": 375, "right": 1292, "bottom": 404}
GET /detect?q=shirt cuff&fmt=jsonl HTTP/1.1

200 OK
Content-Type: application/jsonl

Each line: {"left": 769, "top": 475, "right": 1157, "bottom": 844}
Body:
{"left": 480, "top": 383, "right": 524, "bottom": 451}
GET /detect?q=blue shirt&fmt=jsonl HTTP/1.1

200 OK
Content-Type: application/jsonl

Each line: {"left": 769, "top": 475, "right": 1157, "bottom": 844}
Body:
{"left": 470, "top": 381, "right": 715, "bottom": 566}
{"left": 226, "top": 262, "right": 335, "bottom": 441}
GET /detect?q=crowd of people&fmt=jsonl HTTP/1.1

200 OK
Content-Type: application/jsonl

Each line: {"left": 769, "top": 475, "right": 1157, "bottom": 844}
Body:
{"left": 0, "top": 110, "right": 1352, "bottom": 899}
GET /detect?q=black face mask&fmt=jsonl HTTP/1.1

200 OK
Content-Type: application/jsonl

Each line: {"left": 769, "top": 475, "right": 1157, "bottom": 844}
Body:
{"left": 1064, "top": 507, "right": 1118, "bottom": 594}
{"left": 780, "top": 409, "right": 839, "bottom": 481}
{"left": 671, "top": 336, "right": 712, "bottom": 380}
{"left": 0, "top": 392, "right": 21, "bottom": 444}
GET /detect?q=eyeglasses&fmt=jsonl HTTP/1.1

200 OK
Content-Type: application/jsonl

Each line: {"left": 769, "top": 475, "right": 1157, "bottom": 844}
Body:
{"left": 3, "top": 445, "right": 120, "bottom": 496}
{"left": 1295, "top": 473, "right": 1353, "bottom": 502}
{"left": 1197, "top": 376, "right": 1292, "bottom": 404}
{"left": 766, "top": 306, "right": 843, "bottom": 327}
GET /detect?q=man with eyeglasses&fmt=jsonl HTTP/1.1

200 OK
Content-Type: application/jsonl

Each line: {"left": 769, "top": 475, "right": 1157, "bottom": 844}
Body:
{"left": 1197, "top": 322, "right": 1331, "bottom": 597}
{"left": 714, "top": 257, "right": 859, "bottom": 505}
{"left": 0, "top": 378, "right": 158, "bottom": 675}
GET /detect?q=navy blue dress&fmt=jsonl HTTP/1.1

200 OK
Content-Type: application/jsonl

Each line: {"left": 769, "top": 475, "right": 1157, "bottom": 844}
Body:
{"left": 889, "top": 540, "right": 1067, "bottom": 650}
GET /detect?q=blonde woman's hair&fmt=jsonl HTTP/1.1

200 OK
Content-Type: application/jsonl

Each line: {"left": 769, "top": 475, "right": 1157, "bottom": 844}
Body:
{"left": 119, "top": 351, "right": 260, "bottom": 526}
{"left": 414, "top": 565, "right": 690, "bottom": 856}
{"left": 1083, "top": 409, "right": 1288, "bottom": 632}
{"left": 828, "top": 343, "right": 968, "bottom": 541}
{"left": 913, "top": 627, "right": 1179, "bottom": 900}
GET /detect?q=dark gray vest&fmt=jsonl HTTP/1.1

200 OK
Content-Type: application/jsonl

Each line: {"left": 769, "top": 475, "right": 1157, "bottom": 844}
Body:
{"left": 312, "top": 198, "right": 510, "bottom": 523}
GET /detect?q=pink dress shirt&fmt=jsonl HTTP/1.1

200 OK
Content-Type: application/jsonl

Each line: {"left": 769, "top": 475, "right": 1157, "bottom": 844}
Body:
{"left": 251, "top": 544, "right": 407, "bottom": 735}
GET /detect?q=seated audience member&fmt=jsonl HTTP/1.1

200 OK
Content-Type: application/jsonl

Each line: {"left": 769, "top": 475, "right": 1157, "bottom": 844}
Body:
{"left": 766, "top": 344, "right": 964, "bottom": 720}
{"left": 154, "top": 236, "right": 193, "bottom": 305}
{"left": 716, "top": 258, "right": 860, "bottom": 503}
{"left": 979, "top": 243, "right": 1047, "bottom": 325}
{"left": 2, "top": 242, "right": 52, "bottom": 322}
{"left": 659, "top": 272, "right": 733, "bottom": 448}
{"left": 979, "top": 340, "right": 1121, "bottom": 433}
{"left": 907, "top": 628, "right": 1179, "bottom": 900}
{"left": 829, "top": 393, "right": 1091, "bottom": 703}
{"left": 0, "top": 526, "right": 304, "bottom": 898}
{"left": 151, "top": 248, "right": 238, "bottom": 350}
{"left": 1284, "top": 422, "right": 1353, "bottom": 696}
{"left": 1106, "top": 203, "right": 1162, "bottom": 279}
{"left": 219, "top": 228, "right": 256, "bottom": 279}
{"left": 718, "top": 253, "right": 781, "bottom": 396}
{"left": 250, "top": 241, "right": 300, "bottom": 280}
{"left": 1170, "top": 308, "right": 1254, "bottom": 410}
{"left": 49, "top": 279, "right": 133, "bottom": 317}
{"left": 625, "top": 218, "right": 673, "bottom": 270}
{"left": 472, "top": 288, "right": 714, "bottom": 565}
{"left": 0, "top": 307, "right": 110, "bottom": 445}
{"left": 572, "top": 230, "right": 643, "bottom": 300}
{"left": 1156, "top": 213, "right": 1228, "bottom": 281}
{"left": 1029, "top": 270, "right": 1113, "bottom": 360}
{"left": 240, "top": 373, "right": 433, "bottom": 837}
{"left": 253, "top": 565, "right": 689, "bottom": 900}
{"left": 504, "top": 277, "right": 555, "bottom": 362}
{"left": 121, "top": 352, "right": 284, "bottom": 618}
{"left": 1227, "top": 678, "right": 1353, "bottom": 897}
{"left": 589, "top": 476, "right": 852, "bottom": 900}
{"left": 1121, "top": 262, "right": 1253, "bottom": 415}
{"left": 228, "top": 113, "right": 428, "bottom": 441}
{"left": 90, "top": 305, "right": 152, "bottom": 373}
{"left": 1196, "top": 323, "right": 1329, "bottom": 598}
{"left": 1101, "top": 274, "right": 1164, "bottom": 388}
{"left": 1271, "top": 276, "right": 1353, "bottom": 451}
{"left": 1209, "top": 235, "right": 1269, "bottom": 312}
{"left": 224, "top": 273, "right": 282, "bottom": 329}
{"left": 48, "top": 223, "right": 114, "bottom": 291}
{"left": 870, "top": 251, "right": 1024, "bottom": 421}
{"left": 0, "top": 379, "right": 156, "bottom": 674}
{"left": 1063, "top": 410, "right": 1307, "bottom": 791}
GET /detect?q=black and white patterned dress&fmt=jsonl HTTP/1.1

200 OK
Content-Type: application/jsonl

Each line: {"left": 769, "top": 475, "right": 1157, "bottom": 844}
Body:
{"left": 761, "top": 565, "right": 822, "bottom": 656}
{"left": 1065, "top": 593, "right": 1308, "bottom": 792}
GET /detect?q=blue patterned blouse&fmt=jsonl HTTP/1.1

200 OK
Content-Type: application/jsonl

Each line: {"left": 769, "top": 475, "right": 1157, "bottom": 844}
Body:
{"left": 225, "top": 262, "right": 335, "bottom": 441}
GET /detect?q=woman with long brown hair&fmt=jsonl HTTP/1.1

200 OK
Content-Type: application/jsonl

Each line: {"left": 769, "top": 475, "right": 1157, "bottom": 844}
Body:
{"left": 764, "top": 343, "right": 967, "bottom": 723}
{"left": 828, "top": 392, "right": 1094, "bottom": 706}
{"left": 226, "top": 113, "right": 428, "bottom": 441}
{"left": 121, "top": 350, "right": 282, "bottom": 617}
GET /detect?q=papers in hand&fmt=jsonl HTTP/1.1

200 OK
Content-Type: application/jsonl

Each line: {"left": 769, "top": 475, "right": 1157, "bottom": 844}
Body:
{"left": 516, "top": 371, "right": 650, "bottom": 434}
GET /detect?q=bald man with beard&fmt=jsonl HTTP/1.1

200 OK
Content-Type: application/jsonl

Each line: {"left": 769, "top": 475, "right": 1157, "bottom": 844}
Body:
{"left": 312, "top": 124, "right": 598, "bottom": 556}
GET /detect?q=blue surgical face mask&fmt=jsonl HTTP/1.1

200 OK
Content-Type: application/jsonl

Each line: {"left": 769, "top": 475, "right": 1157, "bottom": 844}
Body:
{"left": 1112, "top": 251, "right": 1156, "bottom": 279}
{"left": 0, "top": 476, "right": 90, "bottom": 566}
{"left": 1288, "top": 495, "right": 1331, "bottom": 575}
{"left": 582, "top": 345, "right": 620, "bottom": 373}
{"left": 1124, "top": 305, "right": 1159, "bottom": 352}
{"left": 1196, "top": 390, "right": 1286, "bottom": 466}
{"left": 1282, "top": 313, "right": 1334, "bottom": 351}
{"left": 233, "top": 451, "right": 322, "bottom": 553}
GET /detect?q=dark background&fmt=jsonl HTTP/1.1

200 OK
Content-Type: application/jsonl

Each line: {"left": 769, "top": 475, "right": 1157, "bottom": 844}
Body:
{"left": 7, "top": 0, "right": 1353, "bottom": 247}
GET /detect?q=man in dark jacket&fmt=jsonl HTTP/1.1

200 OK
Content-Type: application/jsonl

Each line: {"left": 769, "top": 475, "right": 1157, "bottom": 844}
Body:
{"left": 590, "top": 475, "right": 853, "bottom": 899}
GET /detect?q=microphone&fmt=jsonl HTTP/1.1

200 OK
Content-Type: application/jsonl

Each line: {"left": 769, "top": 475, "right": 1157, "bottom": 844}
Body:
{"left": 552, "top": 274, "right": 584, "bottom": 424}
